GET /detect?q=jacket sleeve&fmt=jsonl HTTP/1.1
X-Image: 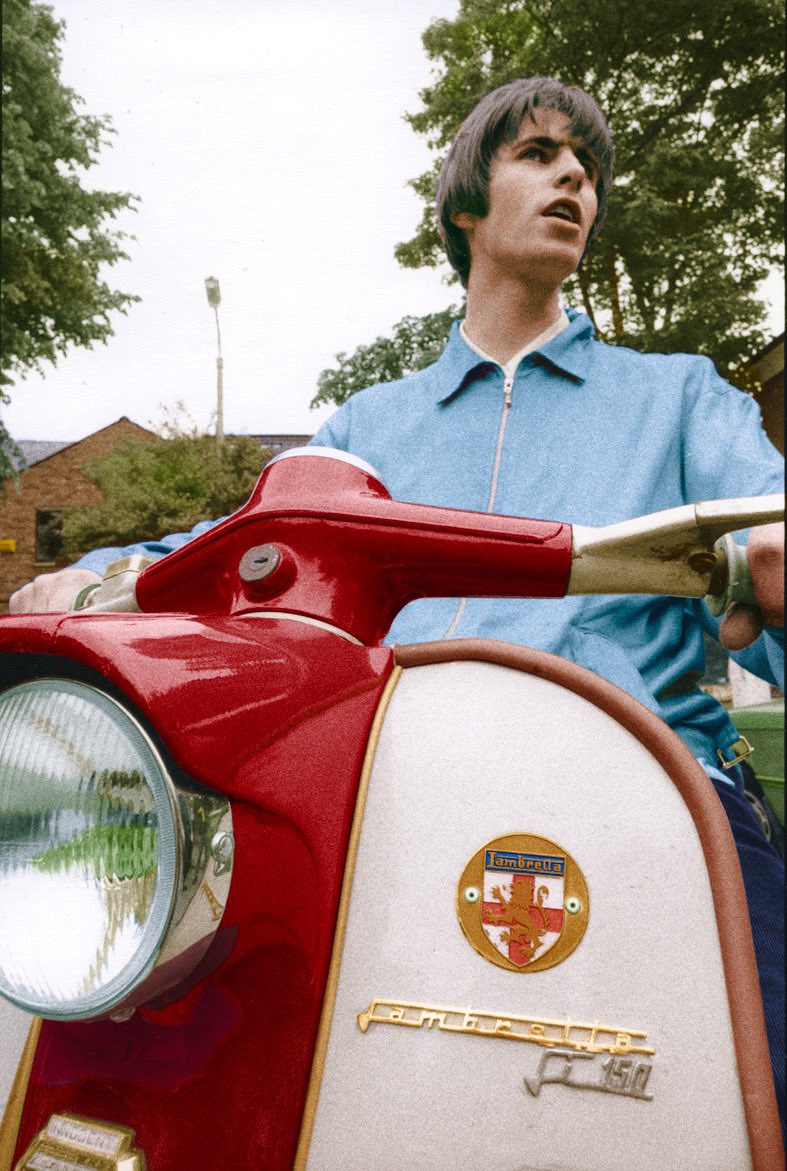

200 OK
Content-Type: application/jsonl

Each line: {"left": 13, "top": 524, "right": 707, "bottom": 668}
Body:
{"left": 310, "top": 403, "right": 352, "bottom": 451}
{"left": 682, "top": 357, "right": 783, "bottom": 501}
{"left": 72, "top": 517, "right": 227, "bottom": 578}
{"left": 682, "top": 358, "right": 784, "bottom": 686}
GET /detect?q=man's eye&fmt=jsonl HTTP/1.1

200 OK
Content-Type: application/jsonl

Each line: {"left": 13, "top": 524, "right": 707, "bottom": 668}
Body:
{"left": 521, "top": 146, "right": 545, "bottom": 161}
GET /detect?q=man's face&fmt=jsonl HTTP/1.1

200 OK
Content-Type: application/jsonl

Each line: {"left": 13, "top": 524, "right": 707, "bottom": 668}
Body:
{"left": 454, "top": 109, "right": 600, "bottom": 289}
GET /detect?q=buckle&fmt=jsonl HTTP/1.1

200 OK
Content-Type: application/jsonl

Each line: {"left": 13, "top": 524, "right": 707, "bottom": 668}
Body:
{"left": 717, "top": 735, "right": 754, "bottom": 770}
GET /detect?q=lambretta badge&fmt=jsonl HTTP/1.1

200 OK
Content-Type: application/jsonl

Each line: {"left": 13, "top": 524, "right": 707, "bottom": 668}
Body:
{"left": 457, "top": 834, "right": 589, "bottom": 972}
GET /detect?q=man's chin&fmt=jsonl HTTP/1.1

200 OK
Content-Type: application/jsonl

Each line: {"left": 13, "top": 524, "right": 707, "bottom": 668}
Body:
{"left": 516, "top": 251, "right": 582, "bottom": 288}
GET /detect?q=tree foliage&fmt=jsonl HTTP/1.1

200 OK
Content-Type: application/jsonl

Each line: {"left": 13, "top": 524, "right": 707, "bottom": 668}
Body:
{"left": 1, "top": 0, "right": 139, "bottom": 476}
{"left": 311, "top": 306, "right": 462, "bottom": 408}
{"left": 62, "top": 409, "right": 271, "bottom": 556}
{"left": 395, "top": 0, "right": 783, "bottom": 378}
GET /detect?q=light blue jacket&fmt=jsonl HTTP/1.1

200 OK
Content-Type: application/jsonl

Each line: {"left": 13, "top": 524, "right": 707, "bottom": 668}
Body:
{"left": 76, "top": 309, "right": 784, "bottom": 765}
{"left": 311, "top": 310, "right": 784, "bottom": 765}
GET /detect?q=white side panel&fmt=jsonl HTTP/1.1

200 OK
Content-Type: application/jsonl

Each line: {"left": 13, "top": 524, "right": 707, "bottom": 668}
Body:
{"left": 306, "top": 660, "right": 750, "bottom": 1171}
{"left": 0, "top": 997, "right": 33, "bottom": 1118}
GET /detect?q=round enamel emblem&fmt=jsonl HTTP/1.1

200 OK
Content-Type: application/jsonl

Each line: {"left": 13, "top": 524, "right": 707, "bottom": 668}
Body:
{"left": 457, "top": 834, "right": 589, "bottom": 973}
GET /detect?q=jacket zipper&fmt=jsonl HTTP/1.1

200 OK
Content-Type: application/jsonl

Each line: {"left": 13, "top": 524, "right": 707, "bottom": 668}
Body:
{"left": 487, "top": 375, "right": 513, "bottom": 510}
{"left": 442, "top": 373, "right": 513, "bottom": 639}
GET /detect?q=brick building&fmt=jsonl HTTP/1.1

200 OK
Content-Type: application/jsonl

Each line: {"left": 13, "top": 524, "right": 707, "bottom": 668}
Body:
{"left": 1, "top": 417, "right": 158, "bottom": 609}
{"left": 749, "top": 331, "right": 784, "bottom": 454}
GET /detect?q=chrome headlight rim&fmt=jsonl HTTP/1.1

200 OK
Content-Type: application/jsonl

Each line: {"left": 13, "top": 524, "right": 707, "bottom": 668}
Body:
{"left": 0, "top": 677, "right": 183, "bottom": 1021}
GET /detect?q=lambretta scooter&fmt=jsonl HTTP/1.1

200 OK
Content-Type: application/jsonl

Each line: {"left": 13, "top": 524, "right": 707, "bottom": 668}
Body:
{"left": 0, "top": 447, "right": 783, "bottom": 1171}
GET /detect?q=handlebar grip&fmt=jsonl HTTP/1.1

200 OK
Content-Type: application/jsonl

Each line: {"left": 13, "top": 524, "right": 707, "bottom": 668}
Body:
{"left": 704, "top": 534, "right": 758, "bottom": 617}
{"left": 68, "top": 556, "right": 153, "bottom": 613}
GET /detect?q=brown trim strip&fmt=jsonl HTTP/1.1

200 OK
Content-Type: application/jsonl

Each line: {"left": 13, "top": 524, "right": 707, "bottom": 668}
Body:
{"left": 394, "top": 638, "right": 783, "bottom": 1171}
{"left": 0, "top": 1015, "right": 41, "bottom": 1171}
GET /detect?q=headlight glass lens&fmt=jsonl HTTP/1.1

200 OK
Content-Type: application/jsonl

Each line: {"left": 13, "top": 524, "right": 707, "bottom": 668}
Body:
{"left": 0, "top": 679, "right": 179, "bottom": 1019}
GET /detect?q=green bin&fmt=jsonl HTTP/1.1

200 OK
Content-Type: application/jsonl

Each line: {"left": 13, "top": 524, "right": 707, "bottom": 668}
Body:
{"left": 730, "top": 698, "right": 784, "bottom": 825}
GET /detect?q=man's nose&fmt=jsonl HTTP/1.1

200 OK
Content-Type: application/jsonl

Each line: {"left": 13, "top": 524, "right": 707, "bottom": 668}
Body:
{"left": 555, "top": 149, "right": 586, "bottom": 189}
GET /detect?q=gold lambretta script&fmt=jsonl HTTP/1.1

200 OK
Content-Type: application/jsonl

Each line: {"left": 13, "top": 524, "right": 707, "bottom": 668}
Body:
{"left": 357, "top": 998, "right": 655, "bottom": 1056}
{"left": 356, "top": 999, "right": 656, "bottom": 1101}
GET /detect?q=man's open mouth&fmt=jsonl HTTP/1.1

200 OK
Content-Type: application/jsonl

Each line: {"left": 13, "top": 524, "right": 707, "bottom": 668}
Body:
{"left": 543, "top": 200, "right": 581, "bottom": 225}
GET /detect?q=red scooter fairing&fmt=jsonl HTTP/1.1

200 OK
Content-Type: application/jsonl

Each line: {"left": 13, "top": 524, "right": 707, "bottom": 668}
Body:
{"left": 134, "top": 447, "right": 574, "bottom": 640}
{"left": 1, "top": 450, "right": 783, "bottom": 1170}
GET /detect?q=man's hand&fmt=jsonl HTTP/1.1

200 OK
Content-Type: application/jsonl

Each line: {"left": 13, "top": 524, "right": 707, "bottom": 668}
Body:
{"left": 719, "top": 523, "right": 784, "bottom": 650}
{"left": 8, "top": 568, "right": 102, "bottom": 614}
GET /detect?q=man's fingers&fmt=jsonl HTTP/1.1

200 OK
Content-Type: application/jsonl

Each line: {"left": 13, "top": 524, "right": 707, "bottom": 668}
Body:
{"left": 8, "top": 568, "right": 102, "bottom": 614}
{"left": 748, "top": 522, "right": 784, "bottom": 626}
{"left": 719, "top": 603, "right": 765, "bottom": 651}
{"left": 722, "top": 523, "right": 785, "bottom": 647}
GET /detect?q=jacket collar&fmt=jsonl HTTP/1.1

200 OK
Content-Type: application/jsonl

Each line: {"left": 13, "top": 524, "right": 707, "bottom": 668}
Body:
{"left": 433, "top": 307, "right": 595, "bottom": 403}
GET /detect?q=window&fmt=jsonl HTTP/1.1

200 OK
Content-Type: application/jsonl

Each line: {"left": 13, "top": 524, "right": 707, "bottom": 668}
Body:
{"left": 35, "top": 509, "right": 63, "bottom": 563}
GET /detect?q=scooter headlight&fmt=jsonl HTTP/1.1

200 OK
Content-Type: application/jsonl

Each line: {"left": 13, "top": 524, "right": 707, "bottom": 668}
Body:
{"left": 0, "top": 678, "right": 231, "bottom": 1021}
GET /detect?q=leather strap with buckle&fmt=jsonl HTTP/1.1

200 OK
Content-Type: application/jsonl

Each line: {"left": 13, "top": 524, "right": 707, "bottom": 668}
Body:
{"left": 717, "top": 734, "right": 754, "bottom": 770}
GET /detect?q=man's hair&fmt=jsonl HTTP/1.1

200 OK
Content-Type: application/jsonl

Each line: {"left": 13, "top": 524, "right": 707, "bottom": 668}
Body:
{"left": 436, "top": 77, "right": 615, "bottom": 286}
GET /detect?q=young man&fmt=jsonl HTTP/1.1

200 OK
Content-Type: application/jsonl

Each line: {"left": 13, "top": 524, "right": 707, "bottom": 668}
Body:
{"left": 8, "top": 76, "right": 785, "bottom": 1121}
{"left": 310, "top": 77, "right": 785, "bottom": 1129}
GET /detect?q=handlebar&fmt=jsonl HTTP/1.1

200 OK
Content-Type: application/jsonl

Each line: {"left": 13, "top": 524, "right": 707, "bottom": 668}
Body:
{"left": 567, "top": 495, "right": 783, "bottom": 603}
{"left": 72, "top": 449, "right": 783, "bottom": 644}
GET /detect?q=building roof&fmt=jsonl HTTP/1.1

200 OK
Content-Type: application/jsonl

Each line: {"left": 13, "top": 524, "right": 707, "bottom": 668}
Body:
{"left": 750, "top": 331, "right": 785, "bottom": 363}
{"left": 6, "top": 425, "right": 314, "bottom": 474}
{"left": 13, "top": 439, "right": 72, "bottom": 469}
{"left": 748, "top": 332, "right": 784, "bottom": 386}
{"left": 6, "top": 417, "right": 158, "bottom": 475}
{"left": 247, "top": 434, "right": 313, "bottom": 453}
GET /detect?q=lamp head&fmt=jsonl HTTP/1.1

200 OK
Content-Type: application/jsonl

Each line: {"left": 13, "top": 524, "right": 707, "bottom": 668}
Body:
{"left": 204, "top": 276, "right": 221, "bottom": 308}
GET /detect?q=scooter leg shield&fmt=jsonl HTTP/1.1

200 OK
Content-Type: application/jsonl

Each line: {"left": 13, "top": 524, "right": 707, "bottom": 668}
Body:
{"left": 298, "top": 640, "right": 783, "bottom": 1171}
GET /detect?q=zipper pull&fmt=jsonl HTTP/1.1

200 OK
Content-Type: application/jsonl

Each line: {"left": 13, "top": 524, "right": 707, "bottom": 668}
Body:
{"left": 503, "top": 376, "right": 513, "bottom": 407}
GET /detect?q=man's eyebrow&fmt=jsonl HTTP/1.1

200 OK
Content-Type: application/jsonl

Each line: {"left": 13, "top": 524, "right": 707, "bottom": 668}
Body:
{"left": 513, "top": 132, "right": 598, "bottom": 166}
{"left": 513, "top": 133, "right": 562, "bottom": 150}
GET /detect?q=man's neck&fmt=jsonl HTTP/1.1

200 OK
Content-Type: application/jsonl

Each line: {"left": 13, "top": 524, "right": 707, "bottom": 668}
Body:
{"left": 462, "top": 273, "right": 563, "bottom": 366}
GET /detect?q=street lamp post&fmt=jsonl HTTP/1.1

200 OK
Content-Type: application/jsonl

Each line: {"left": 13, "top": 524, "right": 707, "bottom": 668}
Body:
{"left": 204, "top": 276, "right": 223, "bottom": 455}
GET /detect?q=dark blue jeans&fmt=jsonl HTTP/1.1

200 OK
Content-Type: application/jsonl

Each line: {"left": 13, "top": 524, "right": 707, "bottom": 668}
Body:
{"left": 711, "top": 769, "right": 785, "bottom": 1140}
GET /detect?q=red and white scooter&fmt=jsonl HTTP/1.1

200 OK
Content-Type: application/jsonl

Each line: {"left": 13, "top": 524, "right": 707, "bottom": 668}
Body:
{"left": 0, "top": 448, "right": 783, "bottom": 1170}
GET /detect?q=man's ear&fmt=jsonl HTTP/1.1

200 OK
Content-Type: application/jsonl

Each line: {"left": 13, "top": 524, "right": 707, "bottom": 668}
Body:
{"left": 451, "top": 210, "right": 476, "bottom": 231}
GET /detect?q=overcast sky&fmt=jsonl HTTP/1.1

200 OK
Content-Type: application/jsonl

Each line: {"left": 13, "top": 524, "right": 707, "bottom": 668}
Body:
{"left": 3, "top": 0, "right": 462, "bottom": 442}
{"left": 3, "top": 0, "right": 784, "bottom": 444}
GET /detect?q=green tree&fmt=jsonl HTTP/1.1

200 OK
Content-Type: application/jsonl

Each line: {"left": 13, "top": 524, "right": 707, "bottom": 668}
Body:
{"left": 1, "top": 0, "right": 139, "bottom": 476}
{"left": 313, "top": 0, "right": 783, "bottom": 409}
{"left": 61, "top": 409, "right": 271, "bottom": 556}
{"left": 396, "top": 0, "right": 783, "bottom": 374}
{"left": 311, "top": 306, "right": 462, "bottom": 408}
